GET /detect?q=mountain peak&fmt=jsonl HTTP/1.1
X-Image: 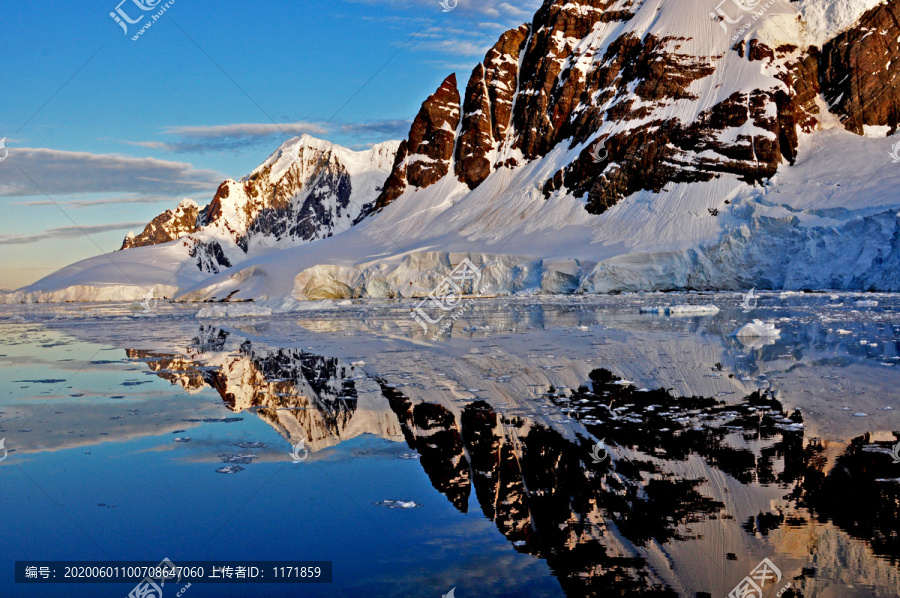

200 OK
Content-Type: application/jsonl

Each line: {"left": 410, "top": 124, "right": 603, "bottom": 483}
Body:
{"left": 121, "top": 135, "right": 399, "bottom": 260}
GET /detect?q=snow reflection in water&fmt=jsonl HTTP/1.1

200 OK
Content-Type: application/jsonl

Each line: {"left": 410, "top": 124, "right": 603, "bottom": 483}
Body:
{"left": 1, "top": 294, "right": 899, "bottom": 597}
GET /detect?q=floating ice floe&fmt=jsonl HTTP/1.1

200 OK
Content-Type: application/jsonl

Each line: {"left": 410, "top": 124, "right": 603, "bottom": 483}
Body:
{"left": 196, "top": 304, "right": 273, "bottom": 319}
{"left": 216, "top": 465, "right": 245, "bottom": 474}
{"left": 836, "top": 329, "right": 852, "bottom": 335}
{"left": 375, "top": 499, "right": 421, "bottom": 509}
{"left": 856, "top": 300, "right": 879, "bottom": 307}
{"left": 640, "top": 304, "right": 719, "bottom": 316}
{"left": 233, "top": 442, "right": 267, "bottom": 449}
{"left": 734, "top": 320, "right": 781, "bottom": 338}
{"left": 219, "top": 454, "right": 258, "bottom": 464}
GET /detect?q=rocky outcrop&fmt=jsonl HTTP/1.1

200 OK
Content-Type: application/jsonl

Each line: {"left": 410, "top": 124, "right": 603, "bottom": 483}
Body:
{"left": 819, "top": 0, "right": 900, "bottom": 135}
{"left": 455, "top": 25, "right": 530, "bottom": 188}
{"left": 374, "top": 75, "right": 461, "bottom": 210}
{"left": 121, "top": 199, "right": 199, "bottom": 250}
{"left": 374, "top": 0, "right": 900, "bottom": 217}
{"left": 122, "top": 136, "right": 399, "bottom": 253}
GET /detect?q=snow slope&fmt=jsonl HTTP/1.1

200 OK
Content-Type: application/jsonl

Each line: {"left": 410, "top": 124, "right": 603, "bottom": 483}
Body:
{"left": 172, "top": 127, "right": 900, "bottom": 303}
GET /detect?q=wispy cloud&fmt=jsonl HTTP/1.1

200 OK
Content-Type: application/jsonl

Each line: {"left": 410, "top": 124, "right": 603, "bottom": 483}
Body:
{"left": 127, "top": 119, "right": 413, "bottom": 154}
{"left": 0, "top": 222, "right": 148, "bottom": 245}
{"left": 0, "top": 148, "right": 222, "bottom": 197}
{"left": 11, "top": 195, "right": 183, "bottom": 208}
{"left": 344, "top": 0, "right": 540, "bottom": 20}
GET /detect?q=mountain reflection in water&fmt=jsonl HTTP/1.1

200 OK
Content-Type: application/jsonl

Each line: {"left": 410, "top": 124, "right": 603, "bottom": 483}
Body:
{"left": 126, "top": 325, "right": 900, "bottom": 597}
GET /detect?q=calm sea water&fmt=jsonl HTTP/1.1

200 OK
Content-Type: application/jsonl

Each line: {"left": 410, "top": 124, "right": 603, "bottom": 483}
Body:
{"left": 1, "top": 293, "right": 899, "bottom": 597}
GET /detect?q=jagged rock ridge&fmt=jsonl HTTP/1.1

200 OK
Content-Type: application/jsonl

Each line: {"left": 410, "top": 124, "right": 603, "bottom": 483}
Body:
{"left": 376, "top": 0, "right": 900, "bottom": 215}
{"left": 121, "top": 135, "right": 400, "bottom": 272}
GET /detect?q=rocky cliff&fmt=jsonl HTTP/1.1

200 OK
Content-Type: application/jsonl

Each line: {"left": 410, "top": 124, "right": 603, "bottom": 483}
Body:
{"left": 376, "top": 0, "right": 900, "bottom": 217}
{"left": 120, "top": 136, "right": 399, "bottom": 272}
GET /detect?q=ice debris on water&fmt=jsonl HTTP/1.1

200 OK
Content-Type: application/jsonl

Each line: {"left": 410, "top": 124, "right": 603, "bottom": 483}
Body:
{"left": 233, "top": 442, "right": 267, "bottom": 449}
{"left": 640, "top": 304, "right": 719, "bottom": 316}
{"left": 196, "top": 304, "right": 273, "bottom": 319}
{"left": 735, "top": 320, "right": 780, "bottom": 338}
{"left": 375, "top": 499, "right": 421, "bottom": 509}
{"left": 216, "top": 465, "right": 245, "bottom": 474}
{"left": 174, "top": 437, "right": 191, "bottom": 443}
{"left": 219, "top": 454, "right": 257, "bottom": 465}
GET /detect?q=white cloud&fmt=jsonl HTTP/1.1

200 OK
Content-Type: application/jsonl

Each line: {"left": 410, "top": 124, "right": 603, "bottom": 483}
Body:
{"left": 126, "top": 119, "right": 413, "bottom": 153}
{"left": 0, "top": 148, "right": 222, "bottom": 197}
{"left": 11, "top": 195, "right": 184, "bottom": 208}
{"left": 0, "top": 222, "right": 148, "bottom": 245}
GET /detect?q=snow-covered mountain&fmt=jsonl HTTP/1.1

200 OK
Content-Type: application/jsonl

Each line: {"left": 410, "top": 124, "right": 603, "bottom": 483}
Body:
{"left": 7, "top": 0, "right": 900, "bottom": 303}
{"left": 3, "top": 136, "right": 399, "bottom": 302}
{"left": 124, "top": 135, "right": 399, "bottom": 256}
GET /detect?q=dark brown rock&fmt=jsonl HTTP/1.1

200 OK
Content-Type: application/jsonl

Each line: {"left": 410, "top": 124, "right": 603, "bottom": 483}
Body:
{"left": 121, "top": 199, "right": 199, "bottom": 250}
{"left": 455, "top": 25, "right": 530, "bottom": 188}
{"left": 820, "top": 0, "right": 900, "bottom": 135}
{"left": 374, "top": 74, "right": 461, "bottom": 210}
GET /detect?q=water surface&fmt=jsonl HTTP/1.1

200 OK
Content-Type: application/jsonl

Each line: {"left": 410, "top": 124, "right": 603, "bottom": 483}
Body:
{"left": 2, "top": 293, "right": 899, "bottom": 597}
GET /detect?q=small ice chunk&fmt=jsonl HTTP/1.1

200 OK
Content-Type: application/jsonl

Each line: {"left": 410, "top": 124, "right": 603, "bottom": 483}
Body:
{"left": 735, "top": 320, "right": 781, "bottom": 338}
{"left": 376, "top": 499, "right": 421, "bottom": 509}
{"left": 216, "top": 465, "right": 245, "bottom": 474}
{"left": 219, "top": 454, "right": 257, "bottom": 464}
{"left": 196, "top": 304, "right": 273, "bottom": 319}
{"left": 836, "top": 329, "right": 852, "bottom": 335}
{"left": 856, "top": 300, "right": 879, "bottom": 307}
{"left": 665, "top": 304, "right": 719, "bottom": 315}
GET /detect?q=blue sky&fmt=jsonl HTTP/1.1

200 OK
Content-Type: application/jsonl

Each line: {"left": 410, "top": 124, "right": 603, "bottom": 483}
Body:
{"left": 0, "top": 0, "right": 540, "bottom": 289}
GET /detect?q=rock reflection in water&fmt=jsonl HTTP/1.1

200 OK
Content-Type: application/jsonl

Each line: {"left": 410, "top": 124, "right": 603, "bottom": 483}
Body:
{"left": 127, "top": 327, "right": 900, "bottom": 597}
